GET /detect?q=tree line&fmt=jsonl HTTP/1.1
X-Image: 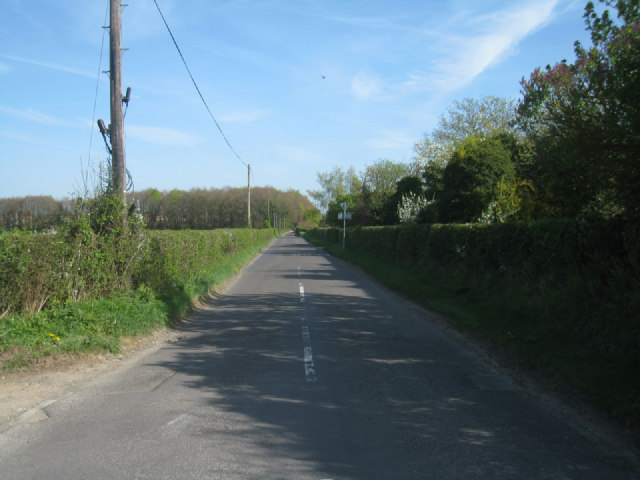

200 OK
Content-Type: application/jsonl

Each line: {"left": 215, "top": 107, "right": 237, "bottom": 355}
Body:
{"left": 130, "top": 187, "right": 319, "bottom": 229}
{"left": 310, "top": 0, "right": 639, "bottom": 226}
{"left": 0, "top": 187, "right": 321, "bottom": 231}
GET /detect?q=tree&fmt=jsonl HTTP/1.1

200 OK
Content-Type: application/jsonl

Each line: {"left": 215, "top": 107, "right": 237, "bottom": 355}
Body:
{"left": 414, "top": 97, "right": 519, "bottom": 217}
{"left": 518, "top": 0, "right": 640, "bottom": 218}
{"left": 398, "top": 193, "right": 430, "bottom": 224}
{"left": 438, "top": 136, "right": 516, "bottom": 223}
{"left": 414, "top": 97, "right": 519, "bottom": 170}
{"left": 302, "top": 207, "right": 321, "bottom": 225}
{"left": 360, "top": 159, "right": 412, "bottom": 224}
{"left": 381, "top": 175, "right": 425, "bottom": 224}
{"left": 307, "top": 166, "right": 360, "bottom": 212}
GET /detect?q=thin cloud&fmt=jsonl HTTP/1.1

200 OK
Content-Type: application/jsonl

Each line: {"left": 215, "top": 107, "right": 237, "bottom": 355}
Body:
{"left": 0, "top": 105, "right": 77, "bottom": 127}
{"left": 126, "top": 125, "right": 203, "bottom": 147}
{"left": 0, "top": 129, "right": 57, "bottom": 147}
{"left": 0, "top": 54, "right": 95, "bottom": 79}
{"left": 402, "top": 0, "right": 559, "bottom": 93}
{"left": 219, "top": 109, "right": 267, "bottom": 123}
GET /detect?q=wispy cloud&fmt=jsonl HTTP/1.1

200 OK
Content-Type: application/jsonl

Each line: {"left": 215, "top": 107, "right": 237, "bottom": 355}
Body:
{"left": 0, "top": 54, "right": 95, "bottom": 79}
{"left": 401, "top": 0, "right": 559, "bottom": 93}
{"left": 0, "top": 105, "right": 78, "bottom": 127}
{"left": 0, "top": 129, "right": 57, "bottom": 147}
{"left": 126, "top": 125, "right": 202, "bottom": 147}
{"left": 219, "top": 109, "right": 267, "bottom": 123}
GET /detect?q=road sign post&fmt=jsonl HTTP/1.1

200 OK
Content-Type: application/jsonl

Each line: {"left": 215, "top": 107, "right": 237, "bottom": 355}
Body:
{"left": 340, "top": 203, "right": 350, "bottom": 248}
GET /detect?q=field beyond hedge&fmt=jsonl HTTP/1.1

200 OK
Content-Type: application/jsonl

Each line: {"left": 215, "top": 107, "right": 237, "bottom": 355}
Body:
{"left": 0, "top": 228, "right": 277, "bottom": 370}
{"left": 305, "top": 219, "right": 640, "bottom": 443}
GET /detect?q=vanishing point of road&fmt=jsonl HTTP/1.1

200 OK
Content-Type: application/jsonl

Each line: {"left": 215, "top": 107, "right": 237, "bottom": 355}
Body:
{"left": 1, "top": 233, "right": 637, "bottom": 479}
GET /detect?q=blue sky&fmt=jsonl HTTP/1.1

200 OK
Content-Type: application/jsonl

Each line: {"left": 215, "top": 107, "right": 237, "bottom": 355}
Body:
{"left": 1, "top": 0, "right": 592, "bottom": 200}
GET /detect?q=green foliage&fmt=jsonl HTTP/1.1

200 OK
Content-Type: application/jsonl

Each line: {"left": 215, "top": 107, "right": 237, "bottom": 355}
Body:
{"left": 414, "top": 96, "right": 519, "bottom": 171}
{"left": 0, "top": 292, "right": 167, "bottom": 357}
{"left": 0, "top": 186, "right": 315, "bottom": 231}
{"left": 0, "top": 196, "right": 66, "bottom": 231}
{"left": 307, "top": 165, "right": 361, "bottom": 212}
{"left": 0, "top": 221, "right": 275, "bottom": 368}
{"left": 438, "top": 136, "right": 516, "bottom": 223}
{"left": 302, "top": 207, "right": 321, "bottom": 225}
{"left": 380, "top": 175, "right": 425, "bottom": 225}
{"left": 325, "top": 194, "right": 353, "bottom": 227}
{"left": 311, "top": 160, "right": 415, "bottom": 226}
{"left": 476, "top": 178, "right": 527, "bottom": 224}
{"left": 135, "top": 229, "right": 273, "bottom": 318}
{"left": 518, "top": 0, "right": 640, "bottom": 218}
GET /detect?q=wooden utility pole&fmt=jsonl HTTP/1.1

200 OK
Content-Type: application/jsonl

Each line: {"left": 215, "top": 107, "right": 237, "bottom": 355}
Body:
{"left": 110, "top": 0, "right": 126, "bottom": 203}
{"left": 247, "top": 164, "right": 252, "bottom": 228}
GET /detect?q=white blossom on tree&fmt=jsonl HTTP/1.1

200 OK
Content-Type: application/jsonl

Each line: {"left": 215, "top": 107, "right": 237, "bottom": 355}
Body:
{"left": 397, "top": 193, "right": 429, "bottom": 224}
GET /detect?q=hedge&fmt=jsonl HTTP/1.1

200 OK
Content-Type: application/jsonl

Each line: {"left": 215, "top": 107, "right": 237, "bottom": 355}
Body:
{"left": 0, "top": 228, "right": 275, "bottom": 316}
{"left": 307, "top": 218, "right": 639, "bottom": 284}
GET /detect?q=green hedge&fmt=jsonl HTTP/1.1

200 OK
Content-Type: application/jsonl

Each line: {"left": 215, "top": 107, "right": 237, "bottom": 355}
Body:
{"left": 308, "top": 219, "right": 639, "bottom": 283}
{"left": 0, "top": 228, "right": 275, "bottom": 316}
{"left": 0, "top": 228, "right": 277, "bottom": 366}
{"left": 306, "top": 219, "right": 640, "bottom": 375}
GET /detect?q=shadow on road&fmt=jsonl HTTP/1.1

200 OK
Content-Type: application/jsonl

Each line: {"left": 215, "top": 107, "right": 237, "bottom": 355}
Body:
{"left": 148, "top": 243, "right": 629, "bottom": 479}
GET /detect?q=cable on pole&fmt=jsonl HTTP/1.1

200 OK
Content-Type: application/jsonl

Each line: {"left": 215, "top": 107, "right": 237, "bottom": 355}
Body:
{"left": 152, "top": 0, "right": 248, "bottom": 167}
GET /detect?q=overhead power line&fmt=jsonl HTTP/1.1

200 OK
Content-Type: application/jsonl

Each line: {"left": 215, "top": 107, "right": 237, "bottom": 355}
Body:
{"left": 152, "top": 0, "right": 247, "bottom": 167}
{"left": 88, "top": 1, "right": 110, "bottom": 165}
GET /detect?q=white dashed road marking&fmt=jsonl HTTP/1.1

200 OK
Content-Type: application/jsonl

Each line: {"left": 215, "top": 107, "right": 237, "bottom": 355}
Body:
{"left": 298, "top": 265, "right": 316, "bottom": 383}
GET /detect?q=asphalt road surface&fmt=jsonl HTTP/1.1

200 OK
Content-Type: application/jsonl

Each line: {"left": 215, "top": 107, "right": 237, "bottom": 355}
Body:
{"left": 1, "top": 232, "right": 637, "bottom": 479}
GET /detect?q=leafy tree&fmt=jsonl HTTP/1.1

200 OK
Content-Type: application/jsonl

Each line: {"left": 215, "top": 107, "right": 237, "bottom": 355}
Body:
{"left": 0, "top": 196, "right": 64, "bottom": 230}
{"left": 360, "top": 159, "right": 412, "bottom": 224}
{"left": 414, "top": 97, "right": 519, "bottom": 170}
{"left": 438, "top": 136, "right": 516, "bottom": 223}
{"left": 414, "top": 97, "right": 519, "bottom": 217}
{"left": 361, "top": 160, "right": 411, "bottom": 196}
{"left": 307, "top": 165, "right": 360, "bottom": 212}
{"left": 302, "top": 207, "right": 322, "bottom": 225}
{"left": 309, "top": 160, "right": 411, "bottom": 225}
{"left": 518, "top": 0, "right": 640, "bottom": 218}
{"left": 325, "top": 194, "right": 354, "bottom": 227}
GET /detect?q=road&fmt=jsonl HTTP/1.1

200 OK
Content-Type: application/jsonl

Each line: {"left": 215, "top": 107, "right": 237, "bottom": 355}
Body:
{"left": 0, "top": 232, "right": 637, "bottom": 479}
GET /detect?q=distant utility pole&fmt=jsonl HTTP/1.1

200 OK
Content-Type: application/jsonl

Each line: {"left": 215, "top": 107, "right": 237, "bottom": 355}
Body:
{"left": 247, "top": 164, "right": 252, "bottom": 228}
{"left": 109, "top": 0, "right": 126, "bottom": 203}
